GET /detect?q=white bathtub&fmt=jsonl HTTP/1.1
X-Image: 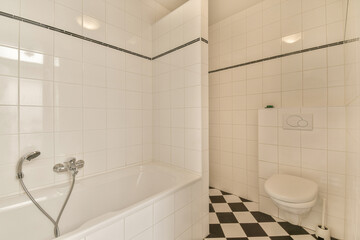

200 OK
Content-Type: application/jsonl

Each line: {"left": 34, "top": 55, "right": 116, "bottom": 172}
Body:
{"left": 0, "top": 162, "right": 206, "bottom": 240}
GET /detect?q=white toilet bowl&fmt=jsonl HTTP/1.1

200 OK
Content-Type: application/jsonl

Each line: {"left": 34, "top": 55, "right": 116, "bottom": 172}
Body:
{"left": 264, "top": 174, "right": 318, "bottom": 217}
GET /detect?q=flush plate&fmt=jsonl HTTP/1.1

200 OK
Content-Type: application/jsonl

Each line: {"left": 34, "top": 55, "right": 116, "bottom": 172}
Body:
{"left": 283, "top": 113, "right": 313, "bottom": 130}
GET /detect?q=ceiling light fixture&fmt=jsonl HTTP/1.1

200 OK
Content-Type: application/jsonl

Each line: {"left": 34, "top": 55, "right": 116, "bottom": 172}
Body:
{"left": 282, "top": 33, "right": 302, "bottom": 44}
{"left": 77, "top": 15, "right": 100, "bottom": 30}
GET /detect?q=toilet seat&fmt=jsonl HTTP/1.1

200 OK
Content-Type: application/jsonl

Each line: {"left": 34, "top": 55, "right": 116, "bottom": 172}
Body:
{"left": 272, "top": 196, "right": 317, "bottom": 209}
{"left": 264, "top": 174, "right": 318, "bottom": 203}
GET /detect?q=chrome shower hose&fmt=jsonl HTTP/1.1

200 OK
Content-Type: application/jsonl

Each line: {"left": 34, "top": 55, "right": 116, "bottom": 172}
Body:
{"left": 19, "top": 172, "right": 77, "bottom": 238}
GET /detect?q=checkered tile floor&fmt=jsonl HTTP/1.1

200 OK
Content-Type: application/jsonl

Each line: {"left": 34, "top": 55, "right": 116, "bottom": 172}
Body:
{"left": 206, "top": 187, "right": 317, "bottom": 240}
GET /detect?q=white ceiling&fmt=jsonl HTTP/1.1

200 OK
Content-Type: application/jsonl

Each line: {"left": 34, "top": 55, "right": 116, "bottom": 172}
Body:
{"left": 209, "top": 0, "right": 264, "bottom": 25}
{"left": 148, "top": 0, "right": 264, "bottom": 26}
{"left": 152, "top": 0, "right": 189, "bottom": 12}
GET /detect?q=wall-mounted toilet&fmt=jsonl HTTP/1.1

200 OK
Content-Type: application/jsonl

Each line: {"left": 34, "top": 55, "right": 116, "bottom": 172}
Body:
{"left": 264, "top": 174, "right": 318, "bottom": 222}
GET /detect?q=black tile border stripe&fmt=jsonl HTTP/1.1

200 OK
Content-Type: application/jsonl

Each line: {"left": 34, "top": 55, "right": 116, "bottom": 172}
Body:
{"left": 201, "top": 37, "right": 209, "bottom": 44}
{"left": 209, "top": 37, "right": 360, "bottom": 74}
{"left": 152, "top": 37, "right": 209, "bottom": 60}
{"left": 152, "top": 38, "right": 200, "bottom": 60}
{"left": 0, "top": 11, "right": 209, "bottom": 61}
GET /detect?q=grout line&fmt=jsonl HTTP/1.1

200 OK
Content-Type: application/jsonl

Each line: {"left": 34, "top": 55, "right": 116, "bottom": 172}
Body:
{"left": 52, "top": 0, "right": 56, "bottom": 185}
{"left": 16, "top": 3, "right": 21, "bottom": 194}
{"left": 209, "top": 38, "right": 360, "bottom": 74}
{"left": 81, "top": 0, "right": 85, "bottom": 178}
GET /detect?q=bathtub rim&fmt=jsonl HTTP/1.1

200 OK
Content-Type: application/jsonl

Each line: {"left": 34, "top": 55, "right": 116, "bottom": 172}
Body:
{"left": 0, "top": 160, "right": 200, "bottom": 207}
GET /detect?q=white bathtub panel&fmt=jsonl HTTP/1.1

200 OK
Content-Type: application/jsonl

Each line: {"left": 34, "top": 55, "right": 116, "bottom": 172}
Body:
{"left": 175, "top": 185, "right": 192, "bottom": 211}
{"left": 174, "top": 203, "right": 192, "bottom": 238}
{"left": 154, "top": 193, "right": 174, "bottom": 223}
{"left": 154, "top": 214, "right": 175, "bottom": 240}
{"left": 124, "top": 205, "right": 153, "bottom": 240}
{"left": 86, "top": 220, "right": 124, "bottom": 240}
{"left": 131, "top": 227, "right": 153, "bottom": 240}
{"left": 176, "top": 227, "right": 191, "bottom": 240}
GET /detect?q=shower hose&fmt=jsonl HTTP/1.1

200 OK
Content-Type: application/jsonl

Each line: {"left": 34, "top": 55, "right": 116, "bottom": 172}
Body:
{"left": 19, "top": 172, "right": 77, "bottom": 238}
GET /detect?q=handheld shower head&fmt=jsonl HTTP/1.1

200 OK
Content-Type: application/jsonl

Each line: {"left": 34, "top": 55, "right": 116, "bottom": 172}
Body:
{"left": 24, "top": 151, "right": 41, "bottom": 161}
{"left": 17, "top": 151, "right": 41, "bottom": 179}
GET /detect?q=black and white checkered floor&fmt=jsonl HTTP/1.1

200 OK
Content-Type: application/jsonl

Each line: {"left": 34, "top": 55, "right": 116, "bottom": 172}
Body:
{"left": 206, "top": 187, "right": 318, "bottom": 240}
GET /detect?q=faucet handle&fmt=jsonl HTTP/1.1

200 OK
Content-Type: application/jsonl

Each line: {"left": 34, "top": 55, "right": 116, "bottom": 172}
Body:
{"left": 75, "top": 160, "right": 84, "bottom": 169}
{"left": 53, "top": 163, "right": 68, "bottom": 173}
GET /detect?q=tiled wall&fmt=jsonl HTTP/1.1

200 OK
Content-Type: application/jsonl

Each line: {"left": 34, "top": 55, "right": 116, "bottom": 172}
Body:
{"left": 344, "top": 0, "right": 360, "bottom": 239}
{"left": 151, "top": 1, "right": 210, "bottom": 238}
{"left": 151, "top": 2, "right": 210, "bottom": 238}
{"left": 258, "top": 108, "right": 346, "bottom": 239}
{"left": 152, "top": 0, "right": 209, "bottom": 175}
{"left": 0, "top": 0, "right": 159, "bottom": 197}
{"left": 79, "top": 180, "right": 209, "bottom": 240}
{"left": 0, "top": 0, "right": 209, "bottom": 202}
{"left": 208, "top": 0, "right": 348, "bottom": 203}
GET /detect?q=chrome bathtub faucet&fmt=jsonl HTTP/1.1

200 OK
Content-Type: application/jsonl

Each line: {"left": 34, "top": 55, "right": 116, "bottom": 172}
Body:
{"left": 53, "top": 158, "right": 85, "bottom": 175}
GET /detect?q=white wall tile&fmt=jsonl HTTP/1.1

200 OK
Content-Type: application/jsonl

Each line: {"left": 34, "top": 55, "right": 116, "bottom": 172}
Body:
{"left": 0, "top": 0, "right": 20, "bottom": 15}
{"left": 0, "top": 16, "right": 19, "bottom": 48}
{"left": 55, "top": 3, "right": 82, "bottom": 35}
{"left": 20, "top": 133, "right": 54, "bottom": 159}
{"left": 301, "top": 129, "right": 327, "bottom": 149}
{"left": 278, "top": 146, "right": 301, "bottom": 167}
{"left": 328, "top": 129, "right": 346, "bottom": 151}
{"left": 55, "top": 107, "right": 83, "bottom": 132}
{"left": 0, "top": 164, "right": 19, "bottom": 196}
{"left": 0, "top": 106, "right": 18, "bottom": 134}
{"left": 21, "top": 0, "right": 54, "bottom": 26}
{"left": 54, "top": 83, "right": 82, "bottom": 107}
{"left": 19, "top": 51, "right": 54, "bottom": 81}
{"left": 259, "top": 161, "right": 278, "bottom": 179}
{"left": 83, "top": 0, "right": 106, "bottom": 21}
{"left": 301, "top": 148, "right": 327, "bottom": 171}
{"left": 0, "top": 134, "right": 19, "bottom": 165}
{"left": 54, "top": 33, "right": 82, "bottom": 61}
{"left": 0, "top": 45, "right": 19, "bottom": 76}
{"left": 303, "top": 49, "right": 327, "bottom": 70}
{"left": 278, "top": 128, "right": 300, "bottom": 147}
{"left": 55, "top": 0, "right": 82, "bottom": 11}
{"left": 20, "top": 107, "right": 53, "bottom": 133}
{"left": 258, "top": 144, "right": 278, "bottom": 163}
{"left": 328, "top": 150, "right": 345, "bottom": 174}
{"left": 54, "top": 57, "right": 83, "bottom": 84}
{"left": 328, "top": 107, "right": 346, "bottom": 128}
{"left": 20, "top": 22, "right": 54, "bottom": 55}
{"left": 0, "top": 76, "right": 18, "bottom": 105}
